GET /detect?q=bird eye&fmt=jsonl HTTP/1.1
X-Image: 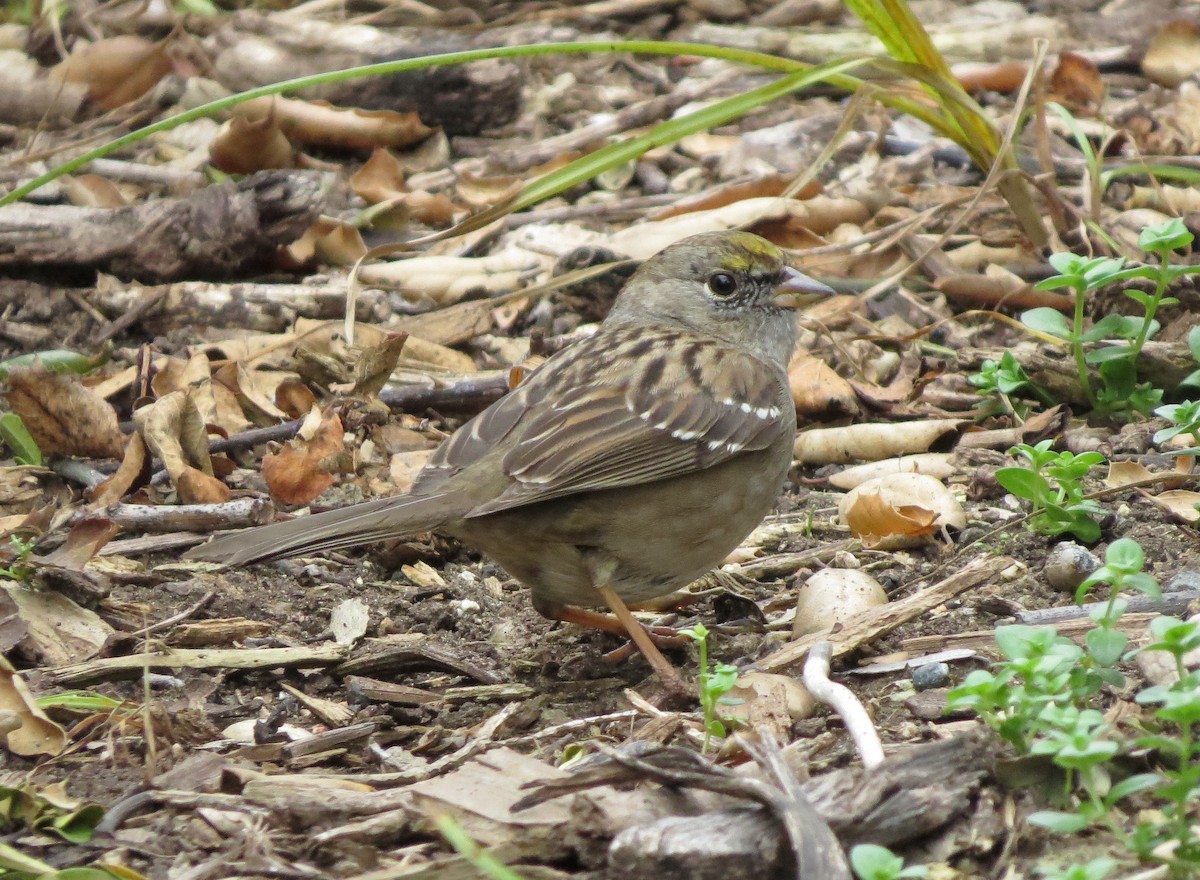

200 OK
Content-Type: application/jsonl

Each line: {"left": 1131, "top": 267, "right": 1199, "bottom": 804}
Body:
{"left": 707, "top": 272, "right": 737, "bottom": 297}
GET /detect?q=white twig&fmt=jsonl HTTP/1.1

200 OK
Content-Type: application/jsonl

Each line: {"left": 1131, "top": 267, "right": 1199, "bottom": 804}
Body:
{"left": 803, "top": 641, "right": 884, "bottom": 769}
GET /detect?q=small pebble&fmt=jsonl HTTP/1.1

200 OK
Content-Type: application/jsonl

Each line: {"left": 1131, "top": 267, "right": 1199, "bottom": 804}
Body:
{"left": 912, "top": 662, "right": 950, "bottom": 690}
{"left": 1045, "top": 542, "right": 1100, "bottom": 593}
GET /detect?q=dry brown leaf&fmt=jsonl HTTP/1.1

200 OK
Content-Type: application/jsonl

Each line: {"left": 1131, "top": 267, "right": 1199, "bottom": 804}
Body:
{"left": 209, "top": 107, "right": 296, "bottom": 174}
{"left": 828, "top": 453, "right": 955, "bottom": 490}
{"left": 647, "top": 174, "right": 817, "bottom": 221}
{"left": 0, "top": 654, "right": 66, "bottom": 757}
{"left": 1144, "top": 489, "right": 1200, "bottom": 524}
{"left": 285, "top": 217, "right": 368, "bottom": 267}
{"left": 350, "top": 148, "right": 408, "bottom": 204}
{"left": 952, "top": 60, "right": 1029, "bottom": 93}
{"left": 5, "top": 364, "right": 124, "bottom": 459}
{"left": 788, "top": 354, "right": 859, "bottom": 418}
{"left": 61, "top": 174, "right": 126, "bottom": 208}
{"left": 89, "top": 433, "right": 149, "bottom": 507}
{"left": 350, "top": 332, "right": 408, "bottom": 399}
{"left": 1050, "top": 51, "right": 1102, "bottom": 112}
{"left": 36, "top": 518, "right": 120, "bottom": 570}
{"left": 133, "top": 391, "right": 230, "bottom": 504}
{"left": 50, "top": 35, "right": 172, "bottom": 110}
{"left": 234, "top": 96, "right": 434, "bottom": 150}
{"left": 838, "top": 473, "right": 964, "bottom": 550}
{"left": 262, "top": 408, "right": 344, "bottom": 506}
{"left": 1143, "top": 20, "right": 1200, "bottom": 88}
{"left": 276, "top": 379, "right": 316, "bottom": 419}
{"left": 794, "top": 420, "right": 965, "bottom": 465}
{"left": 455, "top": 167, "right": 523, "bottom": 208}
{"left": 358, "top": 247, "right": 550, "bottom": 306}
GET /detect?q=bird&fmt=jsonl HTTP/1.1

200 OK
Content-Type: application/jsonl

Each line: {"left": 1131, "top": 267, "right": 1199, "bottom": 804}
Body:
{"left": 187, "top": 230, "right": 833, "bottom": 692}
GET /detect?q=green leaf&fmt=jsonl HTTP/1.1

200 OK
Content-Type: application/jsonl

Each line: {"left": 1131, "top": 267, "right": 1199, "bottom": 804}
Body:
{"left": 1139, "top": 217, "right": 1193, "bottom": 252}
{"left": 995, "top": 467, "right": 1051, "bottom": 502}
{"left": 0, "top": 414, "right": 42, "bottom": 466}
{"left": 849, "top": 843, "right": 906, "bottom": 880}
{"left": 0, "top": 349, "right": 107, "bottom": 380}
{"left": 1085, "top": 627, "right": 1126, "bottom": 668}
{"left": 1020, "top": 308, "right": 1072, "bottom": 339}
{"left": 1028, "top": 810, "right": 1090, "bottom": 833}
{"left": 1105, "top": 538, "right": 1144, "bottom": 573}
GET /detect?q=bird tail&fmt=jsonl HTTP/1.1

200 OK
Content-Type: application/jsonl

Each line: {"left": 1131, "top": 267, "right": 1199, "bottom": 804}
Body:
{"left": 185, "top": 493, "right": 454, "bottom": 567}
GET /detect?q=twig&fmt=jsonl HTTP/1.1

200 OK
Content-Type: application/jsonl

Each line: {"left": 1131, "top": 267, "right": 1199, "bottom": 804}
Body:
{"left": 803, "top": 641, "right": 884, "bottom": 769}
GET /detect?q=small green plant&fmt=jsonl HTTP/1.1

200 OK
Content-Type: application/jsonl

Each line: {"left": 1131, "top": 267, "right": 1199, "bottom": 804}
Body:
{"left": 1024, "top": 217, "right": 1200, "bottom": 415}
{"left": 1130, "top": 615, "right": 1200, "bottom": 875}
{"left": 1153, "top": 399, "right": 1200, "bottom": 448}
{"left": 969, "top": 351, "right": 1054, "bottom": 419}
{"left": 849, "top": 843, "right": 927, "bottom": 880}
{"left": 679, "top": 623, "right": 739, "bottom": 753}
{"left": 1074, "top": 538, "right": 1162, "bottom": 676}
{"left": 0, "top": 413, "right": 41, "bottom": 467}
{"left": 995, "top": 440, "right": 1105, "bottom": 541}
{"left": 0, "top": 536, "right": 36, "bottom": 581}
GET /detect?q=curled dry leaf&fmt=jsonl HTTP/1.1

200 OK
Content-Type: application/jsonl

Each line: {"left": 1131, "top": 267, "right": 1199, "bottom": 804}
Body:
{"left": 787, "top": 354, "right": 858, "bottom": 418}
{"left": 952, "top": 60, "right": 1029, "bottom": 93}
{"left": 37, "top": 518, "right": 120, "bottom": 570}
{"left": 358, "top": 247, "right": 551, "bottom": 307}
{"left": 209, "top": 107, "right": 296, "bottom": 174}
{"left": 133, "top": 391, "right": 230, "bottom": 504}
{"left": 217, "top": 363, "right": 290, "bottom": 425}
{"left": 1050, "top": 51, "right": 1103, "bottom": 112}
{"left": 1143, "top": 20, "right": 1200, "bottom": 88}
{"left": 90, "top": 431, "right": 147, "bottom": 508}
{"left": 350, "top": 332, "right": 408, "bottom": 399}
{"left": 828, "top": 453, "right": 955, "bottom": 491}
{"left": 50, "top": 35, "right": 172, "bottom": 110}
{"left": 5, "top": 364, "right": 124, "bottom": 459}
{"left": 794, "top": 419, "right": 965, "bottom": 465}
{"left": 838, "top": 473, "right": 965, "bottom": 550}
{"left": 234, "top": 96, "right": 434, "bottom": 150}
{"left": 1143, "top": 490, "right": 1200, "bottom": 524}
{"left": 262, "top": 408, "right": 345, "bottom": 506}
{"left": 61, "top": 174, "right": 126, "bottom": 208}
{"left": 0, "top": 655, "right": 65, "bottom": 757}
{"left": 604, "top": 196, "right": 871, "bottom": 260}
{"left": 285, "top": 217, "right": 367, "bottom": 268}
{"left": 794, "top": 569, "right": 888, "bottom": 637}
{"left": 351, "top": 147, "right": 409, "bottom": 203}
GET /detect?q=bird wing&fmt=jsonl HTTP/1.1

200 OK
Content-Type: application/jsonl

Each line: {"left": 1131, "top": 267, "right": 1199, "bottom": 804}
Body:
{"left": 427, "top": 326, "right": 794, "bottom": 518}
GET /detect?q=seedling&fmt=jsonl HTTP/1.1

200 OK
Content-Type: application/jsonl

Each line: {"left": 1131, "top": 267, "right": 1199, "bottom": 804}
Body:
{"left": 1153, "top": 399, "right": 1200, "bottom": 447}
{"left": 1025, "top": 217, "right": 1200, "bottom": 415}
{"left": 0, "top": 536, "right": 35, "bottom": 581}
{"left": 679, "top": 623, "right": 739, "bottom": 753}
{"left": 1131, "top": 615, "right": 1200, "bottom": 875}
{"left": 850, "top": 843, "right": 927, "bottom": 880}
{"left": 995, "top": 441, "right": 1105, "bottom": 541}
{"left": 969, "top": 351, "right": 1054, "bottom": 419}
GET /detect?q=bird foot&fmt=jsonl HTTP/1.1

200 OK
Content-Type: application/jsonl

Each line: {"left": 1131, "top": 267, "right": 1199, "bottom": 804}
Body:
{"left": 537, "top": 592, "right": 690, "bottom": 696}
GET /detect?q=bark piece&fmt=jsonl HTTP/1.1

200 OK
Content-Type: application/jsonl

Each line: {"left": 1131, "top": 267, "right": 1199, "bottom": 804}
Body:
{"left": 0, "top": 171, "right": 327, "bottom": 282}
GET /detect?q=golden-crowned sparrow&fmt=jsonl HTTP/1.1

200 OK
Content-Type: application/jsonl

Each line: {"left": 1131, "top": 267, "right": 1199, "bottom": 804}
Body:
{"left": 188, "top": 231, "right": 832, "bottom": 691}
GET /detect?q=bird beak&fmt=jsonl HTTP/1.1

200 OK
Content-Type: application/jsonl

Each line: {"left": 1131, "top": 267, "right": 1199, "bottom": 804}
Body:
{"left": 772, "top": 266, "right": 835, "bottom": 309}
